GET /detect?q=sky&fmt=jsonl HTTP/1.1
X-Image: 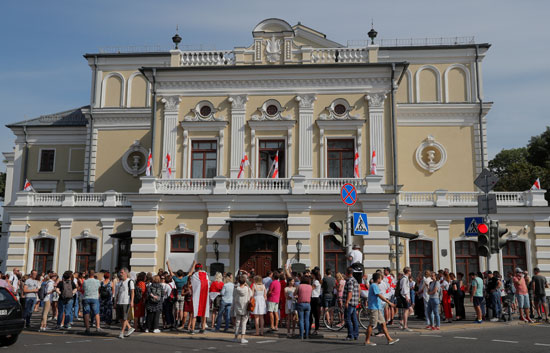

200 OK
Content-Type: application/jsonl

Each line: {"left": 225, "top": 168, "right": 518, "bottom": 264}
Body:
{"left": 1, "top": 0, "right": 549, "bottom": 172}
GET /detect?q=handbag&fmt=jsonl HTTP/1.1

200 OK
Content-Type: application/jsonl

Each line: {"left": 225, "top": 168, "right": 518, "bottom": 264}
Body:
{"left": 247, "top": 297, "right": 256, "bottom": 312}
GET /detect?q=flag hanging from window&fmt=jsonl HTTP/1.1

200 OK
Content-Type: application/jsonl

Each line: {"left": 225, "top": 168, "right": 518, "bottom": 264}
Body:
{"left": 271, "top": 151, "right": 279, "bottom": 179}
{"left": 370, "top": 150, "right": 377, "bottom": 175}
{"left": 146, "top": 149, "right": 153, "bottom": 176}
{"left": 165, "top": 153, "right": 172, "bottom": 178}
{"left": 532, "top": 178, "right": 541, "bottom": 190}
{"left": 354, "top": 150, "right": 360, "bottom": 179}
{"left": 237, "top": 152, "right": 249, "bottom": 179}
{"left": 23, "top": 179, "right": 34, "bottom": 192}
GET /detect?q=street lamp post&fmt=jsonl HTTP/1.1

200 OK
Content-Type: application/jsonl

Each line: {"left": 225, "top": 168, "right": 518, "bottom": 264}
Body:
{"left": 213, "top": 240, "right": 219, "bottom": 262}
{"left": 296, "top": 240, "right": 302, "bottom": 262}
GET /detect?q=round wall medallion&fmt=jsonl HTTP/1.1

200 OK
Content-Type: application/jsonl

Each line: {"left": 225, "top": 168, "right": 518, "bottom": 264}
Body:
{"left": 334, "top": 104, "right": 347, "bottom": 116}
{"left": 415, "top": 135, "right": 447, "bottom": 173}
{"left": 121, "top": 140, "right": 148, "bottom": 177}
{"left": 199, "top": 105, "right": 212, "bottom": 117}
{"left": 266, "top": 104, "right": 278, "bottom": 116}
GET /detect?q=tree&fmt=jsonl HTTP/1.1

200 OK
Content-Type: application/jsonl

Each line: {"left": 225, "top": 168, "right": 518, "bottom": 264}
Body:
{"left": 527, "top": 126, "right": 550, "bottom": 169}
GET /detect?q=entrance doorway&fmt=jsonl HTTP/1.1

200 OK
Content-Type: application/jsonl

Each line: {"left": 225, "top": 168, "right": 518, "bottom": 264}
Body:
{"left": 239, "top": 234, "right": 278, "bottom": 277}
{"left": 110, "top": 231, "right": 132, "bottom": 271}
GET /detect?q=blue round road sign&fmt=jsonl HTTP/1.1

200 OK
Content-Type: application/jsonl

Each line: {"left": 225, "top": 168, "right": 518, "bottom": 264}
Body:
{"left": 340, "top": 183, "right": 357, "bottom": 206}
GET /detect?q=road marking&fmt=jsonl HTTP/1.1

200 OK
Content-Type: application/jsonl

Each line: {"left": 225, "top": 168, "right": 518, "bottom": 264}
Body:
{"left": 33, "top": 343, "right": 53, "bottom": 346}
{"left": 492, "top": 339, "right": 518, "bottom": 343}
{"left": 420, "top": 334, "right": 442, "bottom": 337}
{"left": 103, "top": 338, "right": 116, "bottom": 341}
{"left": 454, "top": 337, "right": 478, "bottom": 340}
{"left": 65, "top": 339, "right": 92, "bottom": 344}
{"left": 207, "top": 347, "right": 216, "bottom": 350}
{"left": 535, "top": 343, "right": 550, "bottom": 347}
{"left": 257, "top": 340, "right": 277, "bottom": 343}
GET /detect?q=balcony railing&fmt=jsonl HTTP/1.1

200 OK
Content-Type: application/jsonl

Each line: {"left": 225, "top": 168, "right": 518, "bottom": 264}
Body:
{"left": 400, "top": 190, "right": 545, "bottom": 207}
{"left": 226, "top": 178, "right": 292, "bottom": 194}
{"left": 14, "top": 191, "right": 131, "bottom": 207}
{"left": 304, "top": 178, "right": 368, "bottom": 194}
{"left": 180, "top": 50, "right": 235, "bottom": 66}
{"left": 310, "top": 48, "right": 367, "bottom": 64}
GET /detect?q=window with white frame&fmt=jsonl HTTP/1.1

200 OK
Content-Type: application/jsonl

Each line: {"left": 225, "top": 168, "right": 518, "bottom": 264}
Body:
{"left": 327, "top": 139, "right": 354, "bottom": 178}
{"left": 258, "top": 140, "right": 285, "bottom": 178}
{"left": 39, "top": 149, "right": 55, "bottom": 172}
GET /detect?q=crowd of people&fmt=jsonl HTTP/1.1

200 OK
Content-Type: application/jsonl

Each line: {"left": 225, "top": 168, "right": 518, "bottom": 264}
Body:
{"left": 0, "top": 258, "right": 548, "bottom": 345}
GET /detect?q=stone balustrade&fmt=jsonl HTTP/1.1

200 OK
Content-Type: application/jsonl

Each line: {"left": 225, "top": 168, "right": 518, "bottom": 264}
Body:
{"left": 13, "top": 191, "right": 131, "bottom": 207}
{"left": 400, "top": 190, "right": 547, "bottom": 207}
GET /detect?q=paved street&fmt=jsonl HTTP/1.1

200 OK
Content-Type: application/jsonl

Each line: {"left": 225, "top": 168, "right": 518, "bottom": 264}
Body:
{"left": 6, "top": 317, "right": 550, "bottom": 352}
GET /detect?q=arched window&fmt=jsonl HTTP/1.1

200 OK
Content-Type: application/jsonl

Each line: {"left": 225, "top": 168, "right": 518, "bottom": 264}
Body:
{"left": 76, "top": 239, "right": 97, "bottom": 273}
{"left": 324, "top": 235, "right": 346, "bottom": 274}
{"left": 455, "top": 241, "right": 479, "bottom": 282}
{"left": 34, "top": 238, "right": 54, "bottom": 274}
{"left": 409, "top": 240, "right": 433, "bottom": 275}
{"left": 502, "top": 241, "right": 527, "bottom": 276}
{"left": 171, "top": 234, "right": 194, "bottom": 253}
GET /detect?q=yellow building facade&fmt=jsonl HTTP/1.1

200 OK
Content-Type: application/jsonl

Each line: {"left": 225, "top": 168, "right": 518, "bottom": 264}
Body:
{"left": 2, "top": 19, "right": 549, "bottom": 281}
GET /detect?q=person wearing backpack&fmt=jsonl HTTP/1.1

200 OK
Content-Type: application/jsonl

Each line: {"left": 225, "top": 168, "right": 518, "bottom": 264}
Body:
{"left": 115, "top": 268, "right": 135, "bottom": 339}
{"left": 39, "top": 273, "right": 57, "bottom": 331}
{"left": 55, "top": 271, "right": 77, "bottom": 329}
{"left": 83, "top": 271, "right": 102, "bottom": 334}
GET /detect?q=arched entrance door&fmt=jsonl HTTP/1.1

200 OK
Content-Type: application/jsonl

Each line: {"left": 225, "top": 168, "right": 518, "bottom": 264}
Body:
{"left": 239, "top": 234, "right": 278, "bottom": 277}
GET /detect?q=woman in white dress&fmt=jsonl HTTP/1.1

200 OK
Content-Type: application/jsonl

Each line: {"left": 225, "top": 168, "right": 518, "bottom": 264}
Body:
{"left": 285, "top": 277, "right": 297, "bottom": 337}
{"left": 252, "top": 275, "right": 267, "bottom": 336}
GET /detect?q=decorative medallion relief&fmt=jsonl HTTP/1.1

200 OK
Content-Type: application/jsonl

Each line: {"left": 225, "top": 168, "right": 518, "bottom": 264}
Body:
{"left": 415, "top": 135, "right": 447, "bottom": 173}
{"left": 251, "top": 99, "right": 291, "bottom": 121}
{"left": 121, "top": 140, "right": 148, "bottom": 177}
{"left": 319, "top": 98, "right": 360, "bottom": 120}
{"left": 184, "top": 101, "right": 225, "bottom": 121}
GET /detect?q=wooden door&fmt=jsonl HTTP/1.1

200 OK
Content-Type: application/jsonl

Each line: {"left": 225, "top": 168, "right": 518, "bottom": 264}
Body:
{"left": 239, "top": 234, "right": 277, "bottom": 277}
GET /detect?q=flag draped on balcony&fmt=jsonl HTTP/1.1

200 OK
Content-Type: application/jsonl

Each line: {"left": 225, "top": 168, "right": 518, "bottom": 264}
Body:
{"left": 370, "top": 150, "right": 377, "bottom": 175}
{"left": 23, "top": 179, "right": 34, "bottom": 192}
{"left": 237, "top": 152, "right": 249, "bottom": 179}
{"left": 146, "top": 149, "right": 153, "bottom": 177}
{"left": 271, "top": 151, "right": 279, "bottom": 179}
{"left": 532, "top": 178, "right": 541, "bottom": 190}
{"left": 354, "top": 150, "right": 360, "bottom": 178}
{"left": 165, "top": 153, "right": 172, "bottom": 178}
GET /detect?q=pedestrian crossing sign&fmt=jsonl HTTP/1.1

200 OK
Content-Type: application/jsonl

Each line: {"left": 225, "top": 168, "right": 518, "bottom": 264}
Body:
{"left": 353, "top": 212, "right": 369, "bottom": 236}
{"left": 465, "top": 217, "right": 484, "bottom": 236}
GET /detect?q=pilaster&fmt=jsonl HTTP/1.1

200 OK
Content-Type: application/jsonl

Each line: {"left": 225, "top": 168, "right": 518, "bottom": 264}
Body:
{"left": 366, "top": 92, "right": 387, "bottom": 178}
{"left": 58, "top": 218, "right": 73, "bottom": 272}
{"left": 161, "top": 95, "right": 181, "bottom": 178}
{"left": 206, "top": 213, "right": 231, "bottom": 270}
{"left": 435, "top": 220, "right": 452, "bottom": 270}
{"left": 229, "top": 95, "right": 248, "bottom": 178}
{"left": 100, "top": 218, "right": 116, "bottom": 272}
{"left": 296, "top": 94, "right": 316, "bottom": 177}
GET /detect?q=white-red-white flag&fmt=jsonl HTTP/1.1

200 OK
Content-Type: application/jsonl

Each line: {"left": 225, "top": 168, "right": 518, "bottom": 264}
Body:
{"left": 370, "top": 150, "right": 377, "bottom": 175}
{"left": 191, "top": 270, "right": 210, "bottom": 318}
{"left": 354, "top": 150, "right": 360, "bottom": 179}
{"left": 23, "top": 179, "right": 34, "bottom": 192}
{"left": 165, "top": 153, "right": 172, "bottom": 178}
{"left": 237, "top": 152, "right": 249, "bottom": 179}
{"left": 146, "top": 149, "right": 153, "bottom": 176}
{"left": 532, "top": 178, "right": 541, "bottom": 190}
{"left": 271, "top": 151, "right": 279, "bottom": 179}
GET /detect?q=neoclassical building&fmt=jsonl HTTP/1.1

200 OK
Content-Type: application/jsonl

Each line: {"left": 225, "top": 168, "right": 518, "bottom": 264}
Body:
{"left": 1, "top": 19, "right": 549, "bottom": 280}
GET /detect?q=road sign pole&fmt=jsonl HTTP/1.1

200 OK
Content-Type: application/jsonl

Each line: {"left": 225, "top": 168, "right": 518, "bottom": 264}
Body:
{"left": 346, "top": 206, "right": 352, "bottom": 256}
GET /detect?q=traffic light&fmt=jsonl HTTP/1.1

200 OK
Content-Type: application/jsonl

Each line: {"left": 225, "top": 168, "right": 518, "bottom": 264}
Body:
{"left": 477, "top": 221, "right": 490, "bottom": 257}
{"left": 490, "top": 220, "right": 509, "bottom": 254}
{"left": 329, "top": 220, "right": 345, "bottom": 246}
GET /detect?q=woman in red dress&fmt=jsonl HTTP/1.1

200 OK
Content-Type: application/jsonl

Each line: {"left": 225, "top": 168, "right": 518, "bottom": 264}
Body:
{"left": 134, "top": 272, "right": 147, "bottom": 331}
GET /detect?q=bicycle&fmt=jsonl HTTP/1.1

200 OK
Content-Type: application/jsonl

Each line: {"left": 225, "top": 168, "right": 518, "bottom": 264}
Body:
{"left": 323, "top": 298, "right": 370, "bottom": 331}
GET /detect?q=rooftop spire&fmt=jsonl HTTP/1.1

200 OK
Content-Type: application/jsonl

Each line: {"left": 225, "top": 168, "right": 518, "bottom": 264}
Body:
{"left": 172, "top": 25, "right": 182, "bottom": 50}
{"left": 368, "top": 20, "right": 378, "bottom": 45}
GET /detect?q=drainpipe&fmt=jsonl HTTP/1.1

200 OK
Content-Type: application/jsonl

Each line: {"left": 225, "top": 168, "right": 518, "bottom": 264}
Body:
{"left": 390, "top": 63, "right": 400, "bottom": 272}
{"left": 22, "top": 126, "right": 29, "bottom": 189}
{"left": 150, "top": 68, "right": 157, "bottom": 176}
{"left": 474, "top": 45, "right": 485, "bottom": 169}
{"left": 86, "top": 55, "right": 98, "bottom": 192}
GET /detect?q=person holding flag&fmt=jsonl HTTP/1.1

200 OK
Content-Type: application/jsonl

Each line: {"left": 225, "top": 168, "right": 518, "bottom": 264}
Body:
{"left": 190, "top": 263, "right": 210, "bottom": 334}
{"left": 237, "top": 152, "right": 249, "bottom": 179}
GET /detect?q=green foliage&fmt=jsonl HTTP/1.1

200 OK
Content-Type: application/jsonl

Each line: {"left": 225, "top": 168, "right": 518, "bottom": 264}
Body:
{"left": 489, "top": 128, "right": 550, "bottom": 197}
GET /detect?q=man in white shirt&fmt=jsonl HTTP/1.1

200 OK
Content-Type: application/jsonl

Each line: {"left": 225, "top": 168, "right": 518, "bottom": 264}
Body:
{"left": 420, "top": 270, "right": 433, "bottom": 327}
{"left": 115, "top": 268, "right": 135, "bottom": 339}
{"left": 398, "top": 267, "right": 412, "bottom": 331}
{"left": 8, "top": 268, "right": 20, "bottom": 298}
{"left": 348, "top": 244, "right": 363, "bottom": 283}
{"left": 383, "top": 267, "right": 396, "bottom": 324}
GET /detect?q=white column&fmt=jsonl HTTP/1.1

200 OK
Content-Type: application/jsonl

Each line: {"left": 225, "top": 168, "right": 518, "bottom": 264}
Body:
{"left": 182, "top": 130, "right": 189, "bottom": 178}
{"left": 161, "top": 96, "right": 181, "bottom": 177}
{"left": 229, "top": 95, "right": 248, "bottom": 178}
{"left": 366, "top": 93, "right": 386, "bottom": 178}
{"left": 319, "top": 128, "right": 325, "bottom": 178}
{"left": 250, "top": 128, "right": 256, "bottom": 178}
{"left": 296, "top": 94, "right": 316, "bottom": 177}
{"left": 11, "top": 144, "right": 24, "bottom": 201}
{"left": 435, "top": 220, "right": 452, "bottom": 270}
{"left": 218, "top": 127, "right": 225, "bottom": 176}
{"left": 100, "top": 218, "right": 115, "bottom": 272}
{"left": 58, "top": 218, "right": 73, "bottom": 272}
{"left": 287, "top": 126, "right": 293, "bottom": 176}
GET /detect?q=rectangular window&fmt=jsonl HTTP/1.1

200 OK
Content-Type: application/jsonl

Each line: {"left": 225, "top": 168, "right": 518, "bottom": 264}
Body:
{"left": 191, "top": 140, "right": 217, "bottom": 178}
{"left": 327, "top": 139, "right": 354, "bottom": 178}
{"left": 171, "top": 234, "right": 194, "bottom": 253}
{"left": 39, "top": 149, "right": 55, "bottom": 172}
{"left": 259, "top": 140, "right": 285, "bottom": 178}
